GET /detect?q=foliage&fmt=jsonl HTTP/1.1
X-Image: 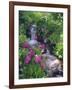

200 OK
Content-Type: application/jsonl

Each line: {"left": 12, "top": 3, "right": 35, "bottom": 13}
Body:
{"left": 19, "top": 49, "right": 45, "bottom": 79}
{"left": 22, "top": 57, "right": 45, "bottom": 78}
{"left": 53, "top": 33, "right": 63, "bottom": 59}
{"left": 53, "top": 43, "right": 63, "bottom": 59}
{"left": 19, "top": 34, "right": 27, "bottom": 47}
{"left": 33, "top": 47, "right": 42, "bottom": 55}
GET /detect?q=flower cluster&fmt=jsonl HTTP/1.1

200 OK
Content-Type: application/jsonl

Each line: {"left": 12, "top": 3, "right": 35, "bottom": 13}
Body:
{"left": 39, "top": 43, "right": 46, "bottom": 49}
{"left": 35, "top": 55, "right": 42, "bottom": 63}
{"left": 23, "top": 41, "right": 46, "bottom": 64}
{"left": 25, "top": 49, "right": 35, "bottom": 64}
{"left": 22, "top": 41, "right": 30, "bottom": 48}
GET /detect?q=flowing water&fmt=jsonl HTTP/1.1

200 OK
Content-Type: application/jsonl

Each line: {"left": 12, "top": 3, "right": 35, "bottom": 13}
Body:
{"left": 28, "top": 24, "right": 38, "bottom": 47}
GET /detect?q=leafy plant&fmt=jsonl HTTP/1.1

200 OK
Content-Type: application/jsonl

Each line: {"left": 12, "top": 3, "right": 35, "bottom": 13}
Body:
{"left": 19, "top": 34, "right": 27, "bottom": 46}
{"left": 33, "top": 47, "right": 41, "bottom": 55}
{"left": 53, "top": 43, "right": 63, "bottom": 59}
{"left": 20, "top": 57, "right": 45, "bottom": 79}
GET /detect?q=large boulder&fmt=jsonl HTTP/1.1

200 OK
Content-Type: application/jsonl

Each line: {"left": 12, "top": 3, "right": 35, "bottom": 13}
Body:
{"left": 41, "top": 54, "right": 63, "bottom": 77}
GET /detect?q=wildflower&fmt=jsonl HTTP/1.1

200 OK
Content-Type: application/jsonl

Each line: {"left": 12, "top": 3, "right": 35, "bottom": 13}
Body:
{"left": 39, "top": 43, "right": 46, "bottom": 49}
{"left": 29, "top": 49, "right": 35, "bottom": 57}
{"left": 25, "top": 55, "right": 31, "bottom": 64}
{"left": 22, "top": 42, "right": 30, "bottom": 48}
{"left": 35, "top": 55, "right": 42, "bottom": 63}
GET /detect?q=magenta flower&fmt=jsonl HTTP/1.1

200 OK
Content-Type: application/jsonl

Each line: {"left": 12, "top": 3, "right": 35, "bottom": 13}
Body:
{"left": 39, "top": 44, "right": 46, "bottom": 49}
{"left": 25, "top": 55, "right": 31, "bottom": 64}
{"left": 25, "top": 49, "right": 35, "bottom": 64}
{"left": 23, "top": 42, "right": 30, "bottom": 48}
{"left": 29, "top": 49, "right": 35, "bottom": 57}
{"left": 35, "top": 55, "right": 42, "bottom": 63}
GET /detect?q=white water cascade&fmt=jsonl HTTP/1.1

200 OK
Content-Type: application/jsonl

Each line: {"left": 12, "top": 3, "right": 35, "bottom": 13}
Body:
{"left": 28, "top": 24, "right": 38, "bottom": 47}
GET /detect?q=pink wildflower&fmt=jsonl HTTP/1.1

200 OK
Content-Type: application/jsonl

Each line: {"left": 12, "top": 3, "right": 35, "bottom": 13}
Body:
{"left": 23, "top": 42, "right": 30, "bottom": 48}
{"left": 29, "top": 49, "right": 35, "bottom": 57}
{"left": 35, "top": 55, "right": 42, "bottom": 63}
{"left": 25, "top": 55, "right": 31, "bottom": 64}
{"left": 39, "top": 43, "right": 46, "bottom": 49}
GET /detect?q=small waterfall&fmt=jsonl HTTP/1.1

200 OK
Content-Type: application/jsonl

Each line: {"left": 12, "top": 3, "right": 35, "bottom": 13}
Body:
{"left": 31, "top": 25, "right": 36, "bottom": 40}
{"left": 28, "top": 24, "right": 38, "bottom": 47}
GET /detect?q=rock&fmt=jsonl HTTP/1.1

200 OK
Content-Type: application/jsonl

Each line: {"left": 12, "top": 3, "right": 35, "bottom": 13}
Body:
{"left": 41, "top": 54, "right": 63, "bottom": 77}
